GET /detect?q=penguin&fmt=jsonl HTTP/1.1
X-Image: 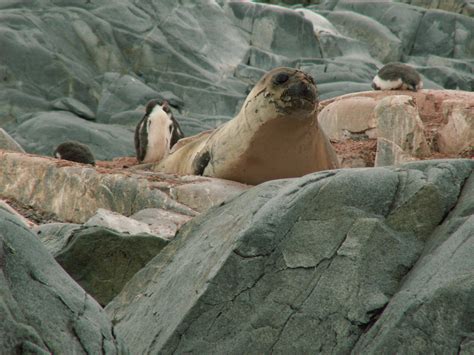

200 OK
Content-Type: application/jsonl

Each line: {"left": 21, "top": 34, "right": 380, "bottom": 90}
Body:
{"left": 134, "top": 99, "right": 184, "bottom": 163}
{"left": 372, "top": 62, "right": 423, "bottom": 92}
{"left": 53, "top": 141, "right": 95, "bottom": 165}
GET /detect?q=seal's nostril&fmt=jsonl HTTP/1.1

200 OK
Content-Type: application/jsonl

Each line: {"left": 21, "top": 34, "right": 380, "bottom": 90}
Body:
{"left": 273, "top": 73, "right": 290, "bottom": 85}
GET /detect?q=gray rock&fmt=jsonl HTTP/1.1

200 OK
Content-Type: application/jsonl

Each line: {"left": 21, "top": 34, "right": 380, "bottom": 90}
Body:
{"left": 374, "top": 137, "right": 417, "bottom": 167}
{"left": 50, "top": 225, "right": 169, "bottom": 306}
{"left": 326, "top": 11, "right": 403, "bottom": 63}
{"left": 130, "top": 208, "right": 193, "bottom": 240}
{"left": 0, "top": 127, "right": 25, "bottom": 153}
{"left": 10, "top": 111, "right": 135, "bottom": 160}
{"left": 0, "top": 208, "right": 126, "bottom": 353}
{"left": 106, "top": 159, "right": 473, "bottom": 354}
{"left": 35, "top": 222, "right": 82, "bottom": 255}
{"left": 84, "top": 208, "right": 153, "bottom": 235}
{"left": 52, "top": 97, "right": 95, "bottom": 120}
{"left": 353, "top": 169, "right": 474, "bottom": 354}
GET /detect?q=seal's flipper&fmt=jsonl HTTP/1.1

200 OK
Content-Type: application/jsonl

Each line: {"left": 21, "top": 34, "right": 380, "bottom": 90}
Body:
{"left": 192, "top": 151, "right": 211, "bottom": 176}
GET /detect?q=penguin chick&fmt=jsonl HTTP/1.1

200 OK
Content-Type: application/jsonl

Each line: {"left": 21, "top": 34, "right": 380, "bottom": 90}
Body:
{"left": 134, "top": 99, "right": 184, "bottom": 163}
{"left": 372, "top": 62, "right": 423, "bottom": 92}
{"left": 54, "top": 141, "right": 95, "bottom": 165}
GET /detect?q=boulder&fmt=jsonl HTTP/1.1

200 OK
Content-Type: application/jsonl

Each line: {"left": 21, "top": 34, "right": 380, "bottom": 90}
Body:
{"left": 106, "top": 159, "right": 473, "bottom": 354}
{"left": 374, "top": 137, "right": 418, "bottom": 167}
{"left": 318, "top": 96, "right": 378, "bottom": 141}
{"left": 0, "top": 151, "right": 248, "bottom": 223}
{"left": 84, "top": 208, "right": 154, "bottom": 235}
{"left": 375, "top": 95, "right": 430, "bottom": 157}
{"left": 0, "top": 208, "right": 126, "bottom": 353}
{"left": 130, "top": 208, "right": 193, "bottom": 240}
{"left": 0, "top": 127, "right": 24, "bottom": 153}
{"left": 326, "top": 11, "right": 403, "bottom": 63}
{"left": 10, "top": 111, "right": 135, "bottom": 160}
{"left": 437, "top": 99, "right": 474, "bottom": 154}
{"left": 39, "top": 225, "right": 169, "bottom": 306}
{"left": 353, "top": 169, "right": 474, "bottom": 354}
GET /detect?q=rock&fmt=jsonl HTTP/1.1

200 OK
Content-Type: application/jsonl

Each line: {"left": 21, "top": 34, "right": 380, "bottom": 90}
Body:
{"left": 0, "top": 127, "right": 25, "bottom": 153}
{"left": 437, "top": 99, "right": 474, "bottom": 154}
{"left": 52, "top": 97, "right": 95, "bottom": 120}
{"left": 0, "top": 151, "right": 248, "bottom": 223}
{"left": 130, "top": 208, "right": 193, "bottom": 240}
{"left": 374, "top": 137, "right": 418, "bottom": 167}
{"left": 10, "top": 111, "right": 135, "bottom": 160}
{"left": 318, "top": 96, "right": 378, "bottom": 141}
{"left": 45, "top": 225, "right": 169, "bottom": 306}
{"left": 106, "top": 159, "right": 473, "bottom": 354}
{"left": 35, "top": 223, "right": 82, "bottom": 255}
{"left": 0, "top": 199, "right": 35, "bottom": 228}
{"left": 375, "top": 95, "right": 430, "bottom": 157}
{"left": 0, "top": 208, "right": 126, "bottom": 353}
{"left": 394, "top": 0, "right": 474, "bottom": 16}
{"left": 353, "top": 169, "right": 474, "bottom": 354}
{"left": 84, "top": 208, "right": 153, "bottom": 235}
{"left": 326, "top": 11, "right": 403, "bottom": 63}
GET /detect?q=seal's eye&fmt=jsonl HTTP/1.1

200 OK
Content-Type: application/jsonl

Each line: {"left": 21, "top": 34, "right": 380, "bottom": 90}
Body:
{"left": 273, "top": 73, "right": 289, "bottom": 85}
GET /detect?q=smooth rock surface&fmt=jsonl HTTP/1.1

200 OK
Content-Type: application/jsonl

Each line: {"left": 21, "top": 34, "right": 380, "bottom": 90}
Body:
{"left": 0, "top": 208, "right": 126, "bottom": 353}
{"left": 41, "top": 225, "right": 169, "bottom": 306}
{"left": 0, "top": 128, "right": 25, "bottom": 153}
{"left": 106, "top": 159, "right": 473, "bottom": 354}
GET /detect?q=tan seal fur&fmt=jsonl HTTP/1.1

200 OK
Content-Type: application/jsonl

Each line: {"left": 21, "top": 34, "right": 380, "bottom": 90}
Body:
{"left": 152, "top": 67, "right": 340, "bottom": 185}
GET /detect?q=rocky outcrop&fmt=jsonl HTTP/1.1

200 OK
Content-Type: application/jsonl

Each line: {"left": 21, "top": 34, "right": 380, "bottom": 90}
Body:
{"left": 1, "top": 1, "right": 472, "bottom": 160}
{"left": 0, "top": 151, "right": 249, "bottom": 223}
{"left": 0, "top": 128, "right": 24, "bottom": 153}
{"left": 0, "top": 208, "right": 126, "bottom": 353}
{"left": 38, "top": 223, "right": 169, "bottom": 306}
{"left": 318, "top": 89, "right": 474, "bottom": 167}
{"left": 106, "top": 159, "right": 473, "bottom": 354}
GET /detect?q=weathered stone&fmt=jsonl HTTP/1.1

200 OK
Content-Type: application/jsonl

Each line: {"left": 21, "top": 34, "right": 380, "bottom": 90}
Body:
{"left": 52, "top": 97, "right": 95, "bottom": 121}
{"left": 375, "top": 95, "right": 430, "bottom": 157}
{"left": 374, "top": 137, "right": 417, "bottom": 167}
{"left": 130, "top": 208, "right": 193, "bottom": 240}
{"left": 318, "top": 96, "right": 377, "bottom": 141}
{"left": 47, "top": 225, "right": 169, "bottom": 306}
{"left": 353, "top": 171, "right": 474, "bottom": 354}
{"left": 0, "top": 151, "right": 249, "bottom": 223}
{"left": 84, "top": 208, "right": 153, "bottom": 235}
{"left": 106, "top": 159, "right": 473, "bottom": 354}
{"left": 0, "top": 128, "right": 25, "bottom": 153}
{"left": 10, "top": 111, "right": 135, "bottom": 160}
{"left": 0, "top": 208, "right": 126, "bottom": 353}
{"left": 0, "top": 199, "right": 35, "bottom": 228}
{"left": 437, "top": 99, "right": 474, "bottom": 154}
{"left": 35, "top": 223, "right": 82, "bottom": 255}
{"left": 326, "top": 11, "right": 403, "bottom": 63}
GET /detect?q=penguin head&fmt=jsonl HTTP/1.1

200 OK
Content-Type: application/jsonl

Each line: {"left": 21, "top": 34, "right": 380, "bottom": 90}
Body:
{"left": 135, "top": 99, "right": 185, "bottom": 163}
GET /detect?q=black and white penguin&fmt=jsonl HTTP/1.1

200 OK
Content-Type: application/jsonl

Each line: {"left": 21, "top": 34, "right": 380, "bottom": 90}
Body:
{"left": 53, "top": 141, "right": 95, "bottom": 165}
{"left": 134, "top": 99, "right": 184, "bottom": 163}
{"left": 372, "top": 62, "right": 423, "bottom": 92}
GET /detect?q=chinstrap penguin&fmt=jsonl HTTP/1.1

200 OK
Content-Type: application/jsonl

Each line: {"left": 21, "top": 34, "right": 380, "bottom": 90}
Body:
{"left": 134, "top": 99, "right": 184, "bottom": 163}
{"left": 372, "top": 62, "right": 423, "bottom": 92}
{"left": 53, "top": 141, "right": 95, "bottom": 165}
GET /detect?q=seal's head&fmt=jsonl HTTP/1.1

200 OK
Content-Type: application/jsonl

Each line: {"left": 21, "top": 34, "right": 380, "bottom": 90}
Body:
{"left": 245, "top": 67, "right": 318, "bottom": 121}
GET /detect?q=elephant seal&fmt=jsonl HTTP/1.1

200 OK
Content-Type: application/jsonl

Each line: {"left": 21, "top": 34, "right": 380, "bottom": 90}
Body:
{"left": 372, "top": 62, "right": 423, "bottom": 92}
{"left": 134, "top": 99, "right": 184, "bottom": 163}
{"left": 54, "top": 141, "right": 95, "bottom": 165}
{"left": 152, "top": 67, "right": 340, "bottom": 185}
